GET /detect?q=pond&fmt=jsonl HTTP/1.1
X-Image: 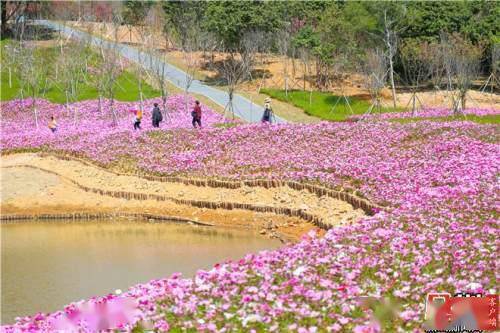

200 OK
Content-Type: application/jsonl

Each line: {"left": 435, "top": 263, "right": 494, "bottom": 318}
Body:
{"left": 1, "top": 220, "right": 281, "bottom": 324}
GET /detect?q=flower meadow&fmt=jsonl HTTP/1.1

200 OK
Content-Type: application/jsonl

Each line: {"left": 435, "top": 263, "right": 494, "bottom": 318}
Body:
{"left": 1, "top": 97, "right": 499, "bottom": 332}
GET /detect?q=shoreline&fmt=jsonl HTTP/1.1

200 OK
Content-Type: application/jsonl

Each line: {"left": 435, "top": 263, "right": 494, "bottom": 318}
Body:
{"left": 0, "top": 153, "right": 364, "bottom": 241}
{"left": 0, "top": 212, "right": 296, "bottom": 243}
{"left": 1, "top": 153, "right": 371, "bottom": 241}
{"left": 0, "top": 153, "right": 364, "bottom": 242}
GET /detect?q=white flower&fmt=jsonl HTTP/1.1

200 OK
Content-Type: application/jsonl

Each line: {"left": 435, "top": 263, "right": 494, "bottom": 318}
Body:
{"left": 242, "top": 314, "right": 261, "bottom": 327}
{"left": 293, "top": 266, "right": 307, "bottom": 277}
{"left": 114, "top": 289, "right": 122, "bottom": 295}
{"left": 467, "top": 282, "right": 482, "bottom": 291}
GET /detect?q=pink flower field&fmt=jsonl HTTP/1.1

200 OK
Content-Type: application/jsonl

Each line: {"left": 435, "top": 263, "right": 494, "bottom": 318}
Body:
{"left": 1, "top": 97, "right": 499, "bottom": 332}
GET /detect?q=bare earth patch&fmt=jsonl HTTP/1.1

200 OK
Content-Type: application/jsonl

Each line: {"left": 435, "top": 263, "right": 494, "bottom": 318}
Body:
{"left": 1, "top": 153, "right": 366, "bottom": 241}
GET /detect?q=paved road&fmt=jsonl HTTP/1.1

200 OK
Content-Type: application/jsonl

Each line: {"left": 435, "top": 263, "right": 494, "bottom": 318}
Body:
{"left": 39, "top": 20, "right": 286, "bottom": 124}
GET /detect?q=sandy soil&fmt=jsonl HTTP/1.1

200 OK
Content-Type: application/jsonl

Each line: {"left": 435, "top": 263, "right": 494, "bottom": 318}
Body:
{"left": 395, "top": 90, "right": 500, "bottom": 109}
{"left": 1, "top": 153, "right": 365, "bottom": 240}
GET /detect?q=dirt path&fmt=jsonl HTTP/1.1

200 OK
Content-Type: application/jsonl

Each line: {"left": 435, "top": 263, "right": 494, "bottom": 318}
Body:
{"left": 1, "top": 153, "right": 365, "bottom": 240}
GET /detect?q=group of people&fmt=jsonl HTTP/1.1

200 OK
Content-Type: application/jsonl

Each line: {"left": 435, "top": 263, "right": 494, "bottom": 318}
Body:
{"left": 132, "top": 101, "right": 202, "bottom": 130}
{"left": 133, "top": 103, "right": 162, "bottom": 130}
{"left": 48, "top": 98, "right": 274, "bottom": 133}
{"left": 131, "top": 98, "right": 273, "bottom": 130}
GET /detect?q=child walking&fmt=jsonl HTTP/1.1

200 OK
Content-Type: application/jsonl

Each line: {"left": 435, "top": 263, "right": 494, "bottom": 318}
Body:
{"left": 133, "top": 109, "right": 143, "bottom": 130}
{"left": 48, "top": 116, "right": 57, "bottom": 133}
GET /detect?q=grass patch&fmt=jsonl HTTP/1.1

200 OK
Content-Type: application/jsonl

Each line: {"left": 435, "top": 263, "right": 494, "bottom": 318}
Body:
{"left": 261, "top": 88, "right": 401, "bottom": 121}
{"left": 1, "top": 41, "right": 160, "bottom": 103}
{"left": 390, "top": 114, "right": 500, "bottom": 125}
{"left": 213, "top": 122, "right": 240, "bottom": 129}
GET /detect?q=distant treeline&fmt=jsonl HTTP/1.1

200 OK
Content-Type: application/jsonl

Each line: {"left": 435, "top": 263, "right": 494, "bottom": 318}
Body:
{"left": 159, "top": 1, "right": 498, "bottom": 86}
{"left": 3, "top": 0, "right": 498, "bottom": 88}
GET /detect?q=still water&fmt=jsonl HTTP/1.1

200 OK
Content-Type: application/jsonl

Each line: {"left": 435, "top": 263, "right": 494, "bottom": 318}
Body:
{"left": 1, "top": 220, "right": 281, "bottom": 324}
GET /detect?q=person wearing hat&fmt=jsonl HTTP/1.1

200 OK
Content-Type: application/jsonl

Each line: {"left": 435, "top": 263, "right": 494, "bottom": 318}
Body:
{"left": 262, "top": 97, "right": 273, "bottom": 123}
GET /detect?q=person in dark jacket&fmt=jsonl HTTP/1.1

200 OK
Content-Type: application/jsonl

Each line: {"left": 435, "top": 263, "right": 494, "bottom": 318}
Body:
{"left": 152, "top": 103, "right": 163, "bottom": 128}
{"left": 192, "top": 100, "right": 202, "bottom": 128}
{"left": 262, "top": 97, "right": 273, "bottom": 123}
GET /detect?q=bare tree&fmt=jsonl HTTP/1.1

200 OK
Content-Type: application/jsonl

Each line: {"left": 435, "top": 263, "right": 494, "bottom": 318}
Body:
{"left": 144, "top": 5, "right": 171, "bottom": 121}
{"left": 441, "top": 33, "right": 482, "bottom": 114}
{"left": 211, "top": 31, "right": 261, "bottom": 119}
{"left": 296, "top": 47, "right": 315, "bottom": 106}
{"left": 2, "top": 40, "right": 17, "bottom": 88}
{"left": 85, "top": 22, "right": 107, "bottom": 115}
{"left": 277, "top": 26, "right": 292, "bottom": 97}
{"left": 176, "top": 21, "right": 204, "bottom": 114}
{"left": 481, "top": 44, "right": 499, "bottom": 94}
{"left": 329, "top": 52, "right": 355, "bottom": 115}
{"left": 362, "top": 48, "right": 388, "bottom": 118}
{"left": 382, "top": 9, "right": 398, "bottom": 109}
{"left": 91, "top": 11, "right": 123, "bottom": 125}
{"left": 1, "top": 1, "right": 27, "bottom": 37}
{"left": 427, "top": 41, "right": 446, "bottom": 91}
{"left": 17, "top": 43, "right": 50, "bottom": 129}
{"left": 135, "top": 25, "right": 152, "bottom": 114}
{"left": 400, "top": 40, "right": 433, "bottom": 115}
{"left": 57, "top": 40, "right": 89, "bottom": 124}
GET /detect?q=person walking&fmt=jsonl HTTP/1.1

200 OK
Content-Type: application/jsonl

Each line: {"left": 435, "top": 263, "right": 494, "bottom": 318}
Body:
{"left": 48, "top": 116, "right": 57, "bottom": 133}
{"left": 152, "top": 103, "right": 163, "bottom": 128}
{"left": 262, "top": 97, "right": 273, "bottom": 123}
{"left": 192, "top": 100, "right": 202, "bottom": 128}
{"left": 133, "top": 109, "right": 142, "bottom": 130}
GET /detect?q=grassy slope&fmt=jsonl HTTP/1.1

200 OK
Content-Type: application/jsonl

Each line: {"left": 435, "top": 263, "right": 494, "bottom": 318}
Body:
{"left": 1, "top": 41, "right": 160, "bottom": 103}
{"left": 262, "top": 88, "right": 401, "bottom": 122}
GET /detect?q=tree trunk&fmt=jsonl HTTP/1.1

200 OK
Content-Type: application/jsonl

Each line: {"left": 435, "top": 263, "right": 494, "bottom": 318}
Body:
{"left": 1, "top": 2, "right": 7, "bottom": 37}
{"left": 461, "top": 91, "right": 466, "bottom": 112}
{"left": 230, "top": 91, "right": 234, "bottom": 120}
{"left": 285, "top": 76, "right": 288, "bottom": 97}
{"left": 412, "top": 93, "right": 416, "bottom": 116}
{"left": 162, "top": 93, "right": 168, "bottom": 122}
{"left": 32, "top": 97, "right": 39, "bottom": 129}
{"left": 139, "top": 77, "right": 144, "bottom": 112}
{"left": 65, "top": 91, "right": 70, "bottom": 116}
{"left": 384, "top": 11, "right": 397, "bottom": 109}
{"left": 284, "top": 58, "right": 288, "bottom": 97}
{"left": 8, "top": 67, "right": 11, "bottom": 88}
{"left": 388, "top": 55, "right": 397, "bottom": 108}
{"left": 303, "top": 62, "right": 306, "bottom": 91}
{"left": 109, "top": 98, "right": 118, "bottom": 125}
{"left": 98, "top": 95, "right": 103, "bottom": 114}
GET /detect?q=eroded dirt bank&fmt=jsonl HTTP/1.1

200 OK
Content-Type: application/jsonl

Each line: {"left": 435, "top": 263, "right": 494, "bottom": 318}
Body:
{"left": 1, "top": 153, "right": 366, "bottom": 241}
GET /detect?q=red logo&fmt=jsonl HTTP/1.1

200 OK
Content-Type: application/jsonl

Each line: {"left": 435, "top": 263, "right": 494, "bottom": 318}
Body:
{"left": 425, "top": 293, "right": 498, "bottom": 331}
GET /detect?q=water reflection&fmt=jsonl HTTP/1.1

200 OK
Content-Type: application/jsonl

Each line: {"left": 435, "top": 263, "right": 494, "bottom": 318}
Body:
{"left": 1, "top": 220, "right": 281, "bottom": 324}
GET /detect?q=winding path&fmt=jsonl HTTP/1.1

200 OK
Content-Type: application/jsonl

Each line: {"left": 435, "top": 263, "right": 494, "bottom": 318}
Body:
{"left": 38, "top": 20, "right": 286, "bottom": 124}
